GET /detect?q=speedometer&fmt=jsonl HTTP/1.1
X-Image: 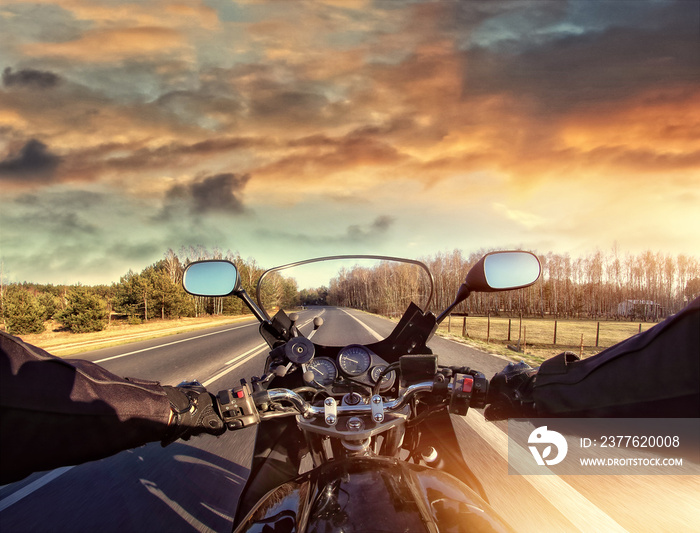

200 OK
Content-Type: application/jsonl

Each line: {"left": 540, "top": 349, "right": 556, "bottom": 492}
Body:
{"left": 306, "top": 357, "right": 338, "bottom": 387}
{"left": 337, "top": 344, "right": 372, "bottom": 377}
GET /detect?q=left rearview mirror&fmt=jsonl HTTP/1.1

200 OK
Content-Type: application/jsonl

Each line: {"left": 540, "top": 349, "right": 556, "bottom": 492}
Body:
{"left": 183, "top": 260, "right": 240, "bottom": 297}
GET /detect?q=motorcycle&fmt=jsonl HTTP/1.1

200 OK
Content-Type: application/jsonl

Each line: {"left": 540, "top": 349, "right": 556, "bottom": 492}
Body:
{"left": 182, "top": 251, "right": 541, "bottom": 533}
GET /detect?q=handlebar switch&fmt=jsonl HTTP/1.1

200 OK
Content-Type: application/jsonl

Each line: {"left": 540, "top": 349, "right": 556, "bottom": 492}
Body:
{"left": 450, "top": 371, "right": 488, "bottom": 415}
{"left": 469, "top": 371, "right": 488, "bottom": 409}
{"left": 449, "top": 373, "right": 473, "bottom": 416}
{"left": 217, "top": 380, "right": 261, "bottom": 429}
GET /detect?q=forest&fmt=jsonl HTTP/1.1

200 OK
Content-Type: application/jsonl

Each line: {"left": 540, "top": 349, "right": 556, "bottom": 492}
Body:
{"left": 1, "top": 247, "right": 698, "bottom": 336}
{"left": 0, "top": 247, "right": 297, "bottom": 335}
{"left": 327, "top": 249, "right": 700, "bottom": 320}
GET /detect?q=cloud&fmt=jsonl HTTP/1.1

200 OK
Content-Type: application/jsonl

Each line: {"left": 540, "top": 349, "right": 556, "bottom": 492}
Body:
{"left": 492, "top": 203, "right": 545, "bottom": 230}
{"left": 255, "top": 215, "right": 395, "bottom": 246}
{"left": 0, "top": 0, "right": 699, "bottom": 284}
{"left": 0, "top": 139, "right": 61, "bottom": 182}
{"left": 2, "top": 67, "right": 61, "bottom": 89}
{"left": 22, "top": 26, "right": 188, "bottom": 63}
{"left": 257, "top": 133, "right": 409, "bottom": 181}
{"left": 460, "top": 0, "right": 699, "bottom": 115}
{"left": 166, "top": 173, "right": 251, "bottom": 215}
{"left": 347, "top": 215, "right": 395, "bottom": 241}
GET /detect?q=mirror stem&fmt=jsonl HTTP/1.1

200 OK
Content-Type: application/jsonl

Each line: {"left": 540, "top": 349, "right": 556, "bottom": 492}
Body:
{"left": 435, "top": 283, "right": 471, "bottom": 324}
{"left": 238, "top": 290, "right": 272, "bottom": 325}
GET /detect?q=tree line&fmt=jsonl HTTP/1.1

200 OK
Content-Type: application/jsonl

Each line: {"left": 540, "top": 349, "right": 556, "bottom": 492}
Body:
{"left": 326, "top": 249, "right": 700, "bottom": 320}
{"left": 2, "top": 247, "right": 698, "bottom": 336}
{"left": 0, "top": 247, "right": 298, "bottom": 335}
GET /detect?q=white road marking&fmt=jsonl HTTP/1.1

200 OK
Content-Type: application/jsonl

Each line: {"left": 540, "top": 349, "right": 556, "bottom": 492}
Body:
{"left": 463, "top": 410, "right": 629, "bottom": 532}
{"left": 140, "top": 479, "right": 209, "bottom": 531}
{"left": 0, "top": 466, "right": 74, "bottom": 512}
{"left": 340, "top": 309, "right": 384, "bottom": 341}
{"left": 204, "top": 344, "right": 268, "bottom": 387}
{"left": 93, "top": 323, "right": 256, "bottom": 363}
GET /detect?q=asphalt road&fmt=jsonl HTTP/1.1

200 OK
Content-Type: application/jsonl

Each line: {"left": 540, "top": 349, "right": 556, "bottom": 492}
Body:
{"left": 1, "top": 308, "right": 697, "bottom": 532}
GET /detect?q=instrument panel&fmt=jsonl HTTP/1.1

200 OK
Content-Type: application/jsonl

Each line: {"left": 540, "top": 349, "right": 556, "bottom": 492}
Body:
{"left": 304, "top": 344, "right": 396, "bottom": 392}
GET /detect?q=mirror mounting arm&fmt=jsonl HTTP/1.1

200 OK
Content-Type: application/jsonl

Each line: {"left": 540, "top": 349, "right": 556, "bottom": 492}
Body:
{"left": 436, "top": 283, "right": 472, "bottom": 325}
{"left": 237, "top": 289, "right": 273, "bottom": 326}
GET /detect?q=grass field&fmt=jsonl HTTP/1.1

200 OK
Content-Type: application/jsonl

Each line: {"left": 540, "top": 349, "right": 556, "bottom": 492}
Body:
{"left": 437, "top": 315, "right": 657, "bottom": 366}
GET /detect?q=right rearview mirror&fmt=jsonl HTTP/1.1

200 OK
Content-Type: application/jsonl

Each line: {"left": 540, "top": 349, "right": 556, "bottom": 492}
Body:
{"left": 465, "top": 251, "right": 541, "bottom": 292}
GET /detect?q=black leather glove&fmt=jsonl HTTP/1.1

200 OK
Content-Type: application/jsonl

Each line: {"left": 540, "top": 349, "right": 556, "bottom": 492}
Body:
{"left": 161, "top": 381, "right": 225, "bottom": 446}
{"left": 484, "top": 361, "right": 538, "bottom": 421}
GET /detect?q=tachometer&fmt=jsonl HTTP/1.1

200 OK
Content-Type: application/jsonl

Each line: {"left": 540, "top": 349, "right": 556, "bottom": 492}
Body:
{"left": 337, "top": 344, "right": 372, "bottom": 377}
{"left": 305, "top": 357, "right": 338, "bottom": 387}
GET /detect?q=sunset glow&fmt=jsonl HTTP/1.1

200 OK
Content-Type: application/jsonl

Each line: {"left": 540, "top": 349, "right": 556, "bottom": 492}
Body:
{"left": 1, "top": 0, "right": 698, "bottom": 284}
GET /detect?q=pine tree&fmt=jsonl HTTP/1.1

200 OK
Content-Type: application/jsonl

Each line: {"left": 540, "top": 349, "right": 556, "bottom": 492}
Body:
{"left": 3, "top": 287, "right": 46, "bottom": 334}
{"left": 56, "top": 288, "right": 108, "bottom": 333}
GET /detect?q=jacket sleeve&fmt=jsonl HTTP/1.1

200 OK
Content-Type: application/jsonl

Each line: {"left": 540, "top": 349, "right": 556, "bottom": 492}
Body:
{"left": 0, "top": 331, "right": 172, "bottom": 484}
{"left": 532, "top": 297, "right": 700, "bottom": 417}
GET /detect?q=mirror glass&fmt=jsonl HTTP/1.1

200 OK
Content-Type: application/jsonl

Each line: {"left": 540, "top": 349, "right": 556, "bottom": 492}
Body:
{"left": 183, "top": 260, "right": 239, "bottom": 296}
{"left": 483, "top": 252, "right": 540, "bottom": 290}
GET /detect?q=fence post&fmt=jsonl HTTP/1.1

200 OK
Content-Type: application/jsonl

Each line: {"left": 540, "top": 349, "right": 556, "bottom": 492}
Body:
{"left": 580, "top": 334, "right": 584, "bottom": 358}
{"left": 553, "top": 320, "right": 557, "bottom": 345}
{"left": 519, "top": 313, "right": 523, "bottom": 343}
{"left": 448, "top": 314, "right": 451, "bottom": 333}
{"left": 596, "top": 322, "right": 600, "bottom": 347}
{"left": 487, "top": 313, "right": 490, "bottom": 344}
{"left": 639, "top": 323, "right": 642, "bottom": 334}
{"left": 462, "top": 317, "right": 467, "bottom": 337}
{"left": 523, "top": 326, "right": 527, "bottom": 354}
{"left": 508, "top": 318, "right": 511, "bottom": 341}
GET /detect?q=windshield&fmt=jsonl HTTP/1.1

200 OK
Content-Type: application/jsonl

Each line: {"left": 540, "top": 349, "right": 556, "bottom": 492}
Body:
{"left": 257, "top": 256, "right": 434, "bottom": 346}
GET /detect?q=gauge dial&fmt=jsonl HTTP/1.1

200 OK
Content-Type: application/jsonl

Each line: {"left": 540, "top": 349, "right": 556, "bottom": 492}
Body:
{"left": 337, "top": 344, "right": 372, "bottom": 377}
{"left": 306, "top": 357, "right": 338, "bottom": 387}
{"left": 371, "top": 365, "right": 396, "bottom": 391}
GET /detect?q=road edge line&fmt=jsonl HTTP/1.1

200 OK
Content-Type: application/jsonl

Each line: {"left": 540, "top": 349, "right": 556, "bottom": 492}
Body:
{"left": 463, "top": 410, "right": 629, "bottom": 532}
{"left": 0, "top": 466, "right": 74, "bottom": 513}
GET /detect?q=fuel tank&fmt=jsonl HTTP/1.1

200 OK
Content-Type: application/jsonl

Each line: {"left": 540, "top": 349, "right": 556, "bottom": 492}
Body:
{"left": 235, "top": 456, "right": 512, "bottom": 533}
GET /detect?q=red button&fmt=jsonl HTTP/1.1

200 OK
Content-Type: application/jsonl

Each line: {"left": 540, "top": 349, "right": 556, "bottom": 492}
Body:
{"left": 236, "top": 390, "right": 245, "bottom": 398}
{"left": 462, "top": 377, "right": 473, "bottom": 393}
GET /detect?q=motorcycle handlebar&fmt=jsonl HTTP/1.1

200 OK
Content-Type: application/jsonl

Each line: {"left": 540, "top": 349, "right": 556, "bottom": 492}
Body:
{"left": 260, "top": 380, "right": 436, "bottom": 420}
{"left": 216, "top": 367, "right": 487, "bottom": 430}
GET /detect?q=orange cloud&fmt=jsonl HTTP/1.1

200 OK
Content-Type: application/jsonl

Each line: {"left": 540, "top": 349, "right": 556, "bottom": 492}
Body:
{"left": 22, "top": 26, "right": 189, "bottom": 62}
{"left": 560, "top": 87, "right": 700, "bottom": 154}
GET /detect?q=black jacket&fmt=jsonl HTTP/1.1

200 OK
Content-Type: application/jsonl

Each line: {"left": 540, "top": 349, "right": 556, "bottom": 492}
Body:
{"left": 0, "top": 332, "right": 171, "bottom": 484}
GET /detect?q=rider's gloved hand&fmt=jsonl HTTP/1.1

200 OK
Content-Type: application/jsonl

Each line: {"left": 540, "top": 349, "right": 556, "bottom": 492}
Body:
{"left": 161, "top": 381, "right": 225, "bottom": 446}
{"left": 484, "top": 361, "right": 538, "bottom": 421}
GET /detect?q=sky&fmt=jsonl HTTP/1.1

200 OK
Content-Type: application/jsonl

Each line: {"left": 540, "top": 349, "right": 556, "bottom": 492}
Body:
{"left": 1, "top": 0, "right": 699, "bottom": 285}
